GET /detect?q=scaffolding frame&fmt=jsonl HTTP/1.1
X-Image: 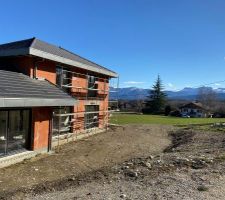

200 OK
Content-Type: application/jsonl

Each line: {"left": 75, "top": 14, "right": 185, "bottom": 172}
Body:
{"left": 52, "top": 67, "right": 119, "bottom": 147}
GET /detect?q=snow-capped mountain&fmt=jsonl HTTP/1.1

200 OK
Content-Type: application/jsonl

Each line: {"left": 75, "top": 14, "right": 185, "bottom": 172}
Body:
{"left": 110, "top": 87, "right": 225, "bottom": 100}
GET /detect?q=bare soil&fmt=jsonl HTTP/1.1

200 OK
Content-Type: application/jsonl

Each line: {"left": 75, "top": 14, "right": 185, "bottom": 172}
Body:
{"left": 2, "top": 125, "right": 225, "bottom": 200}
{"left": 0, "top": 124, "right": 172, "bottom": 199}
{"left": 27, "top": 127, "right": 225, "bottom": 200}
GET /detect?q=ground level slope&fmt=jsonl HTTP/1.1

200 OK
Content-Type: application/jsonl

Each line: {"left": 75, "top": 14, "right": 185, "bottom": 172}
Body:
{"left": 0, "top": 125, "right": 171, "bottom": 199}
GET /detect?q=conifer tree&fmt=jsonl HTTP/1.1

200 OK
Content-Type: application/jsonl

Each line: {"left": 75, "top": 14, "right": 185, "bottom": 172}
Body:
{"left": 146, "top": 75, "right": 167, "bottom": 114}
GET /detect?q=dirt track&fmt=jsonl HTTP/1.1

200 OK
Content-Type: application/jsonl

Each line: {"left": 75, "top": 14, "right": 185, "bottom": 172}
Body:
{"left": 0, "top": 124, "right": 172, "bottom": 199}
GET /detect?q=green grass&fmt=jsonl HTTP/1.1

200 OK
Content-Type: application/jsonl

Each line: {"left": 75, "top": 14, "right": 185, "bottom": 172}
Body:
{"left": 110, "top": 113, "right": 225, "bottom": 126}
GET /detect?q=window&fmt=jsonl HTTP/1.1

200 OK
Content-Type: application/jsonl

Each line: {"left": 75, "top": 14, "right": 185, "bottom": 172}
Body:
{"left": 87, "top": 76, "right": 97, "bottom": 97}
{"left": 84, "top": 105, "right": 99, "bottom": 129}
{"left": 56, "top": 66, "right": 71, "bottom": 92}
{"left": 56, "top": 66, "right": 63, "bottom": 87}
{"left": 52, "top": 107, "right": 72, "bottom": 136}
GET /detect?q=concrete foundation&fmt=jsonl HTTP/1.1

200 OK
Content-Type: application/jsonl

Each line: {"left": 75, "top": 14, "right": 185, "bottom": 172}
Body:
{"left": 0, "top": 151, "right": 39, "bottom": 168}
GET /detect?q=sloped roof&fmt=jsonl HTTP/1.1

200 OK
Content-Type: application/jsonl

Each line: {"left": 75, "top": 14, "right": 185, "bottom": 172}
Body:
{"left": 0, "top": 38, "right": 118, "bottom": 77}
{"left": 179, "top": 102, "right": 204, "bottom": 110}
{"left": 0, "top": 69, "right": 76, "bottom": 107}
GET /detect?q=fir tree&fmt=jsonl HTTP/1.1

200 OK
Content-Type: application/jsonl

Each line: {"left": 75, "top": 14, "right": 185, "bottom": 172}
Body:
{"left": 146, "top": 75, "right": 167, "bottom": 114}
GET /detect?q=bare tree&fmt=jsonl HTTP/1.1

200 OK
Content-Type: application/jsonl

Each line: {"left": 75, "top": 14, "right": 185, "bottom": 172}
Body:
{"left": 136, "top": 99, "right": 145, "bottom": 113}
{"left": 197, "top": 87, "right": 217, "bottom": 110}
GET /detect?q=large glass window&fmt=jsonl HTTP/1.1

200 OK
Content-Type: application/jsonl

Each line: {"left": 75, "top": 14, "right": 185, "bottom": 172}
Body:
{"left": 0, "top": 110, "right": 30, "bottom": 156}
{"left": 52, "top": 107, "right": 72, "bottom": 136}
{"left": 84, "top": 105, "right": 99, "bottom": 129}
{"left": 8, "top": 110, "right": 29, "bottom": 153}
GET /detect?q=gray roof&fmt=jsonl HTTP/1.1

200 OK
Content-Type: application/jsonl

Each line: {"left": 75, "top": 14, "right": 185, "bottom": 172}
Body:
{"left": 0, "top": 38, "right": 118, "bottom": 77}
{"left": 0, "top": 69, "right": 76, "bottom": 107}
{"left": 179, "top": 102, "right": 204, "bottom": 109}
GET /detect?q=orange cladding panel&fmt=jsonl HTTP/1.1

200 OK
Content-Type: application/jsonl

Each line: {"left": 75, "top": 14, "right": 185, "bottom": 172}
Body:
{"left": 32, "top": 107, "right": 52, "bottom": 151}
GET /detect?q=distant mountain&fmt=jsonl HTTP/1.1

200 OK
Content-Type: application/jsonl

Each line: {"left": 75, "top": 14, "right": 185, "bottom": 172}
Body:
{"left": 110, "top": 87, "right": 149, "bottom": 100}
{"left": 110, "top": 86, "right": 225, "bottom": 100}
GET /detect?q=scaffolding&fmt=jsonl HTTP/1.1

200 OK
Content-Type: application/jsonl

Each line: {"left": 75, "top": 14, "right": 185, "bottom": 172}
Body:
{"left": 52, "top": 68, "right": 119, "bottom": 147}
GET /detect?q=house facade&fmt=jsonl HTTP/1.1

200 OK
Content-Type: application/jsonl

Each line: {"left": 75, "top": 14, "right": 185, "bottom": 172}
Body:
{"left": 179, "top": 102, "right": 206, "bottom": 118}
{"left": 0, "top": 38, "right": 118, "bottom": 158}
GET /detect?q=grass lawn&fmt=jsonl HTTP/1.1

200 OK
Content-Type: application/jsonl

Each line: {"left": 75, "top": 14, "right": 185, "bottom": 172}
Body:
{"left": 110, "top": 113, "right": 225, "bottom": 126}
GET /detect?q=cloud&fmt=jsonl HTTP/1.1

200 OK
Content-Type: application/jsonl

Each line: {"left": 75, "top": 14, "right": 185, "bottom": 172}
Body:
{"left": 166, "top": 83, "right": 179, "bottom": 91}
{"left": 212, "top": 83, "right": 222, "bottom": 89}
{"left": 168, "top": 83, "right": 174, "bottom": 88}
{"left": 123, "top": 81, "right": 145, "bottom": 85}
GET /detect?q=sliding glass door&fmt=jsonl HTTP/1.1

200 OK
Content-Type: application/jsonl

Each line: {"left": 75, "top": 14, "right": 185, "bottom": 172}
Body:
{"left": 0, "top": 111, "right": 7, "bottom": 156}
{"left": 0, "top": 109, "right": 30, "bottom": 156}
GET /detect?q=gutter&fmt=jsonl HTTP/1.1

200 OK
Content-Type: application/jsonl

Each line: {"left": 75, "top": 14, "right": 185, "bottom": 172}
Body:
{"left": 0, "top": 97, "right": 77, "bottom": 108}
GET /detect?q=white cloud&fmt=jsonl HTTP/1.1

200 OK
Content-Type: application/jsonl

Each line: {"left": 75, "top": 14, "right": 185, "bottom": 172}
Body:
{"left": 123, "top": 81, "right": 145, "bottom": 85}
{"left": 166, "top": 83, "right": 180, "bottom": 91}
{"left": 168, "top": 83, "right": 174, "bottom": 88}
{"left": 122, "top": 81, "right": 146, "bottom": 88}
{"left": 212, "top": 83, "right": 222, "bottom": 89}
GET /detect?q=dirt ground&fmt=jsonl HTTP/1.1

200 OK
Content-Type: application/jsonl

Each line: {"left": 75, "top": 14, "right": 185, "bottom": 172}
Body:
{"left": 26, "top": 127, "right": 225, "bottom": 200}
{"left": 0, "top": 124, "right": 172, "bottom": 199}
{"left": 2, "top": 125, "right": 225, "bottom": 200}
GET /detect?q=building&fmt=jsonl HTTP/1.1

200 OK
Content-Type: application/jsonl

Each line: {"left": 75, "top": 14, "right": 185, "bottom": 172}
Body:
{"left": 179, "top": 102, "right": 206, "bottom": 118}
{"left": 0, "top": 38, "right": 118, "bottom": 159}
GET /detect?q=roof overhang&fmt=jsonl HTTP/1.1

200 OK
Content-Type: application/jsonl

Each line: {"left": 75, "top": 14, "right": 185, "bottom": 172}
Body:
{"left": 0, "top": 48, "right": 29, "bottom": 57}
{"left": 179, "top": 105, "right": 204, "bottom": 110}
{"left": 29, "top": 48, "right": 118, "bottom": 77}
{"left": 0, "top": 47, "right": 118, "bottom": 78}
{"left": 0, "top": 97, "right": 76, "bottom": 108}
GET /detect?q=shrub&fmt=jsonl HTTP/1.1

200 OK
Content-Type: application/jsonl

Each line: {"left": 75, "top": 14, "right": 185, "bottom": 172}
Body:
{"left": 165, "top": 105, "right": 172, "bottom": 116}
{"left": 169, "top": 110, "right": 181, "bottom": 117}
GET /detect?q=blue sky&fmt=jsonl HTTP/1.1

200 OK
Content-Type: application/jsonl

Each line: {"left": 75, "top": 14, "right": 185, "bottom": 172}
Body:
{"left": 0, "top": 0, "right": 225, "bottom": 90}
